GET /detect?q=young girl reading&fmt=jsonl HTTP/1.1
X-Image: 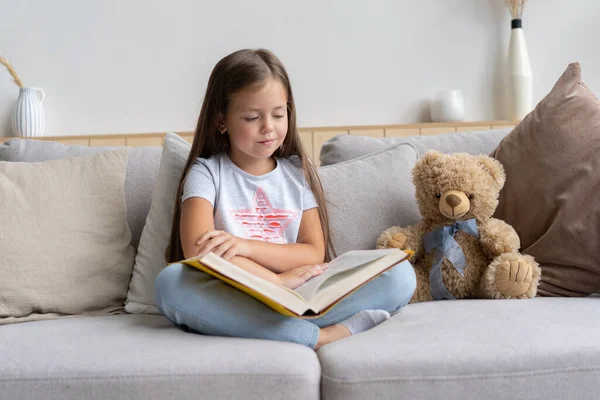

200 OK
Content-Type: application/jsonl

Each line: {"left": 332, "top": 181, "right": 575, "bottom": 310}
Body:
{"left": 154, "top": 48, "right": 416, "bottom": 349}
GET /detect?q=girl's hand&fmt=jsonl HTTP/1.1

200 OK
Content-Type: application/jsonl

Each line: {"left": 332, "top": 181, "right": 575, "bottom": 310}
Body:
{"left": 195, "top": 230, "right": 250, "bottom": 260}
{"left": 276, "top": 263, "right": 328, "bottom": 289}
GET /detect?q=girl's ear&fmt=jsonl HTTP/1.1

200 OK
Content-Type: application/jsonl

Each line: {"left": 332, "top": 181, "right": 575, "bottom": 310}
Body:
{"left": 216, "top": 113, "right": 226, "bottom": 133}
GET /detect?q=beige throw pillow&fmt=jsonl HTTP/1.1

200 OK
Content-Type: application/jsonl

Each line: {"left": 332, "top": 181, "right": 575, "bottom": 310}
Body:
{"left": 0, "top": 149, "right": 135, "bottom": 324}
{"left": 125, "top": 133, "right": 190, "bottom": 314}
{"left": 492, "top": 63, "right": 600, "bottom": 297}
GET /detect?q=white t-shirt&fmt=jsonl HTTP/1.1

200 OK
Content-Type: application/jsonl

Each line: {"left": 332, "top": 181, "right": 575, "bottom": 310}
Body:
{"left": 182, "top": 153, "right": 318, "bottom": 244}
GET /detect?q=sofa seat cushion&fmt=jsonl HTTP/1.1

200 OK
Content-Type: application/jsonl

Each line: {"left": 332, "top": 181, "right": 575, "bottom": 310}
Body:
{"left": 318, "top": 298, "right": 600, "bottom": 400}
{"left": 0, "top": 314, "right": 320, "bottom": 400}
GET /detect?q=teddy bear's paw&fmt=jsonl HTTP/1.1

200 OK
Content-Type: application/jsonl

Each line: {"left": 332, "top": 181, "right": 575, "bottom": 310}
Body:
{"left": 388, "top": 233, "right": 408, "bottom": 249}
{"left": 495, "top": 259, "right": 534, "bottom": 297}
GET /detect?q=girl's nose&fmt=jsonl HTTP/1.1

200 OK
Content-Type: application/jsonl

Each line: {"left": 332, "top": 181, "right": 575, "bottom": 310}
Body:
{"left": 261, "top": 117, "right": 274, "bottom": 133}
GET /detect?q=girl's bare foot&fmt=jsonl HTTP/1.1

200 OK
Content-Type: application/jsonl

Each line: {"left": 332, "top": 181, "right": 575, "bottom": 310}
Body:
{"left": 315, "top": 310, "right": 391, "bottom": 350}
{"left": 315, "top": 324, "right": 351, "bottom": 350}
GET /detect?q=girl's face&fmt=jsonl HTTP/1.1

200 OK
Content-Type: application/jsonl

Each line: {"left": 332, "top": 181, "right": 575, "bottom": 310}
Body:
{"left": 222, "top": 78, "right": 288, "bottom": 170}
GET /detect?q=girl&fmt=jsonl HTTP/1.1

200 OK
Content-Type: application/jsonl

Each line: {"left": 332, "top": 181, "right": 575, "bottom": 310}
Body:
{"left": 154, "top": 48, "right": 416, "bottom": 349}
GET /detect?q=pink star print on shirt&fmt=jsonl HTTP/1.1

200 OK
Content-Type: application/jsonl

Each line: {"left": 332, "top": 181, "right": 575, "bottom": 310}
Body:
{"left": 230, "top": 187, "right": 297, "bottom": 243}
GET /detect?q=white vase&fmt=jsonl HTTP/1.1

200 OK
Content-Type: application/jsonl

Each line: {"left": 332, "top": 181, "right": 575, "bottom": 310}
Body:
{"left": 507, "top": 19, "right": 532, "bottom": 121}
{"left": 12, "top": 87, "right": 45, "bottom": 137}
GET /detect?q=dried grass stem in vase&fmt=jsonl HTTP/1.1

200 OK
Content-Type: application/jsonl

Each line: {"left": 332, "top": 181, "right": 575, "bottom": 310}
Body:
{"left": 0, "top": 52, "right": 25, "bottom": 88}
{"left": 504, "top": 0, "right": 528, "bottom": 19}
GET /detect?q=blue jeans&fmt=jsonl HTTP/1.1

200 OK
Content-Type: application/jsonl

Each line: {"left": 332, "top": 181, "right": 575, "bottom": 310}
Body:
{"left": 154, "top": 260, "right": 416, "bottom": 348}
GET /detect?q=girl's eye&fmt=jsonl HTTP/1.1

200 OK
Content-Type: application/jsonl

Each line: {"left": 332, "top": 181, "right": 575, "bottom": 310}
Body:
{"left": 245, "top": 117, "right": 259, "bottom": 122}
{"left": 273, "top": 115, "right": 285, "bottom": 119}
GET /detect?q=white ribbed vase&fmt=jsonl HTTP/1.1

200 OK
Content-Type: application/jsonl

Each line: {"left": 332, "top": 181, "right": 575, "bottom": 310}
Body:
{"left": 507, "top": 19, "right": 533, "bottom": 121}
{"left": 12, "top": 87, "right": 45, "bottom": 137}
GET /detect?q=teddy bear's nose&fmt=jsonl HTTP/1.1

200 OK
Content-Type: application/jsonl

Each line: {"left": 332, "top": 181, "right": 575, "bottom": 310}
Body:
{"left": 446, "top": 194, "right": 462, "bottom": 208}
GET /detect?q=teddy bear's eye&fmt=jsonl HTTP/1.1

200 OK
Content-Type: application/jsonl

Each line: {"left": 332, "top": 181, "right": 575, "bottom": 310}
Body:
{"left": 468, "top": 194, "right": 474, "bottom": 200}
{"left": 435, "top": 193, "right": 441, "bottom": 199}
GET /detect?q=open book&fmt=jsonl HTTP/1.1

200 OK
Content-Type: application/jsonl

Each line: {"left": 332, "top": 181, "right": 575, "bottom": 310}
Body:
{"left": 178, "top": 248, "right": 410, "bottom": 318}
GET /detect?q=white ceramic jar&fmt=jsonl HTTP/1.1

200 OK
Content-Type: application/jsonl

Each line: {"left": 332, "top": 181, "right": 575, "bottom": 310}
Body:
{"left": 430, "top": 90, "right": 465, "bottom": 122}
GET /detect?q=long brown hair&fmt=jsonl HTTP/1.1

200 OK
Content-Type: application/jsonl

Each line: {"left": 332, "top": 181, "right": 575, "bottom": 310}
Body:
{"left": 165, "top": 49, "right": 335, "bottom": 263}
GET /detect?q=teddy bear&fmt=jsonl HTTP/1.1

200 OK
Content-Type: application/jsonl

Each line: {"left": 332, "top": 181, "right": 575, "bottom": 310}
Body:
{"left": 377, "top": 150, "right": 541, "bottom": 303}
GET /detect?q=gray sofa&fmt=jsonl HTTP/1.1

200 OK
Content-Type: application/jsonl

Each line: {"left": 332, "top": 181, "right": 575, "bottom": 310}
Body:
{"left": 1, "top": 129, "right": 599, "bottom": 400}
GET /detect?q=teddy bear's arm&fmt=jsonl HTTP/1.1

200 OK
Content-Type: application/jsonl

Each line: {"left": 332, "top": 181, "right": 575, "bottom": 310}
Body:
{"left": 376, "top": 223, "right": 424, "bottom": 260}
{"left": 478, "top": 218, "right": 521, "bottom": 256}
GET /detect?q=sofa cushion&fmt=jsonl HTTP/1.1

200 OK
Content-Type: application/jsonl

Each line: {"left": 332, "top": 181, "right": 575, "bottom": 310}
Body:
{"left": 0, "top": 139, "right": 162, "bottom": 249}
{"left": 318, "top": 298, "right": 600, "bottom": 400}
{"left": 319, "top": 128, "right": 510, "bottom": 166}
{"left": 126, "top": 133, "right": 190, "bottom": 314}
{"left": 492, "top": 63, "right": 600, "bottom": 297}
{"left": 0, "top": 150, "right": 135, "bottom": 325}
{"left": 0, "top": 314, "right": 320, "bottom": 400}
{"left": 319, "top": 143, "right": 420, "bottom": 255}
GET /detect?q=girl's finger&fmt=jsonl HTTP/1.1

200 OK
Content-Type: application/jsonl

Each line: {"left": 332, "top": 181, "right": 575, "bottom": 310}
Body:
{"left": 196, "top": 235, "right": 227, "bottom": 257}
{"left": 221, "top": 245, "right": 239, "bottom": 260}
{"left": 300, "top": 271, "right": 313, "bottom": 280}
{"left": 213, "top": 240, "right": 234, "bottom": 257}
{"left": 312, "top": 264, "right": 327, "bottom": 271}
{"left": 305, "top": 268, "right": 321, "bottom": 278}
{"left": 196, "top": 231, "right": 214, "bottom": 244}
{"left": 197, "top": 230, "right": 224, "bottom": 245}
{"left": 204, "top": 235, "right": 230, "bottom": 252}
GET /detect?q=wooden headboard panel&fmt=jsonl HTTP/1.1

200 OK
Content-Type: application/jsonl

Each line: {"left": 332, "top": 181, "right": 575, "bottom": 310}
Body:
{"left": 0, "top": 120, "right": 515, "bottom": 166}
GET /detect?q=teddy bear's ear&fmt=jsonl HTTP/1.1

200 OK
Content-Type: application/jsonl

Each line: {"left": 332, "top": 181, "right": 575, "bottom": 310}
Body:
{"left": 420, "top": 150, "right": 444, "bottom": 166}
{"left": 477, "top": 155, "right": 506, "bottom": 186}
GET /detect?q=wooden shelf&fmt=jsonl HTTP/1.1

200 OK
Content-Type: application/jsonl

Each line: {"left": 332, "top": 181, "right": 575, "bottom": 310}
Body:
{"left": 0, "top": 120, "right": 516, "bottom": 166}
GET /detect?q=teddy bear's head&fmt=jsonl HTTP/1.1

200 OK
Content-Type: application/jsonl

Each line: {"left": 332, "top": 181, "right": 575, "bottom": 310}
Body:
{"left": 412, "top": 150, "right": 506, "bottom": 224}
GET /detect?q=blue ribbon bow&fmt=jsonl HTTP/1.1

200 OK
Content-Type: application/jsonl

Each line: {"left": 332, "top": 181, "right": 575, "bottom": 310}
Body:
{"left": 422, "top": 219, "right": 479, "bottom": 300}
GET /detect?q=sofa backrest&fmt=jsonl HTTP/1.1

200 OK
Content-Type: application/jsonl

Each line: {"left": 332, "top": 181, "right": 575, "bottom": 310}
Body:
{"left": 0, "top": 139, "right": 162, "bottom": 249}
{"left": 316, "top": 128, "right": 513, "bottom": 253}
{"left": 0, "top": 128, "right": 511, "bottom": 253}
{"left": 319, "top": 128, "right": 512, "bottom": 166}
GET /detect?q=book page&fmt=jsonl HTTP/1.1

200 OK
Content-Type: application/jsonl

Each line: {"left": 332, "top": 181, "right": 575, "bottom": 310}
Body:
{"left": 306, "top": 249, "right": 408, "bottom": 312}
{"left": 294, "top": 249, "right": 397, "bottom": 301}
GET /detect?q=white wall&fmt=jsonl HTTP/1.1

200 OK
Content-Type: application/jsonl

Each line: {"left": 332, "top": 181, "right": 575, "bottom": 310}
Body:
{"left": 1, "top": 0, "right": 599, "bottom": 136}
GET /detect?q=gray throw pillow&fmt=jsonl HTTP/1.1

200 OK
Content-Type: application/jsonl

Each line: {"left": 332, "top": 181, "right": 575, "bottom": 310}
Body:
{"left": 320, "top": 143, "right": 420, "bottom": 255}
{"left": 319, "top": 129, "right": 510, "bottom": 166}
